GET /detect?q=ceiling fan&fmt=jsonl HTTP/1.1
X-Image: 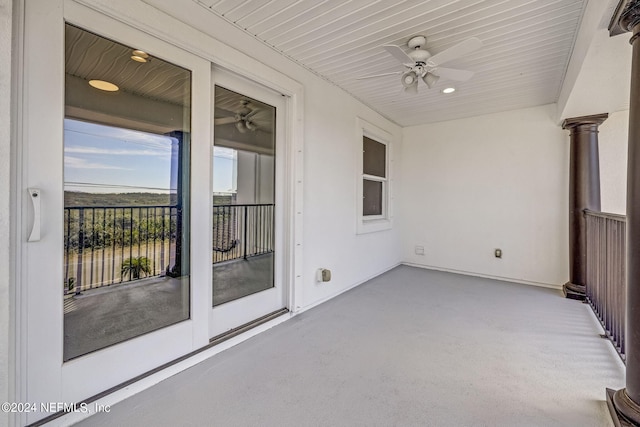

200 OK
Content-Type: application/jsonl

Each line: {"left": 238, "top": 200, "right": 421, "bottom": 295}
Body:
{"left": 358, "top": 35, "right": 483, "bottom": 93}
{"left": 214, "top": 99, "right": 259, "bottom": 133}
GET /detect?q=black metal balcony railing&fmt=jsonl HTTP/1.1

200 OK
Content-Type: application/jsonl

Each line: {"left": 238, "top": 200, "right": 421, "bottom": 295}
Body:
{"left": 585, "top": 209, "right": 626, "bottom": 360}
{"left": 212, "top": 204, "right": 274, "bottom": 264}
{"left": 63, "top": 203, "right": 274, "bottom": 295}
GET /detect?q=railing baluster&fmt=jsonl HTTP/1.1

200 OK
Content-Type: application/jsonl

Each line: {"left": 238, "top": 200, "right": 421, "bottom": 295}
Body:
{"left": 111, "top": 208, "right": 116, "bottom": 285}
{"left": 213, "top": 206, "right": 217, "bottom": 263}
{"left": 243, "top": 205, "right": 248, "bottom": 260}
{"left": 100, "top": 208, "right": 105, "bottom": 287}
{"left": 64, "top": 208, "right": 71, "bottom": 294}
{"left": 75, "top": 209, "right": 84, "bottom": 295}
{"left": 152, "top": 207, "right": 157, "bottom": 275}
{"left": 89, "top": 208, "right": 95, "bottom": 289}
{"left": 160, "top": 207, "right": 165, "bottom": 274}
{"left": 137, "top": 207, "right": 141, "bottom": 264}
{"left": 585, "top": 209, "right": 626, "bottom": 361}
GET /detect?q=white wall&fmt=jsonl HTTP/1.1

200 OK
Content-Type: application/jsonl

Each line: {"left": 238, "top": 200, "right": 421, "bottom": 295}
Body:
{"left": 300, "top": 81, "right": 402, "bottom": 307}
{"left": 400, "top": 104, "right": 568, "bottom": 288}
{"left": 257, "top": 154, "right": 274, "bottom": 205}
{"left": 0, "top": 0, "right": 12, "bottom": 425}
{"left": 559, "top": 29, "right": 631, "bottom": 121}
{"left": 556, "top": 0, "right": 627, "bottom": 120}
{"left": 235, "top": 151, "right": 257, "bottom": 205}
{"left": 235, "top": 152, "right": 275, "bottom": 205}
{"left": 600, "top": 109, "right": 629, "bottom": 215}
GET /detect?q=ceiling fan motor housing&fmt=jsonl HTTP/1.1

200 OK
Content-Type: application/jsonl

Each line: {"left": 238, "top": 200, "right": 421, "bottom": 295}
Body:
{"left": 407, "top": 35, "right": 427, "bottom": 49}
{"left": 408, "top": 49, "right": 431, "bottom": 63}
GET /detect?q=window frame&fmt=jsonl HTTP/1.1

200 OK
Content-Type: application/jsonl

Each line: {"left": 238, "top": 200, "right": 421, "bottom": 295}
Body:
{"left": 356, "top": 118, "right": 393, "bottom": 234}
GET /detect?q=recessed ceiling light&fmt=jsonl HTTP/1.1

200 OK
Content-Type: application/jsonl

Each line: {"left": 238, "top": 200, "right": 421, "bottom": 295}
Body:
{"left": 442, "top": 87, "right": 456, "bottom": 94}
{"left": 88, "top": 80, "right": 119, "bottom": 92}
{"left": 131, "top": 55, "right": 148, "bottom": 63}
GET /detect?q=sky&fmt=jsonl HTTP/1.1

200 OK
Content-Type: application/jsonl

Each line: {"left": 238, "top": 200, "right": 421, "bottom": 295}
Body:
{"left": 64, "top": 119, "right": 236, "bottom": 194}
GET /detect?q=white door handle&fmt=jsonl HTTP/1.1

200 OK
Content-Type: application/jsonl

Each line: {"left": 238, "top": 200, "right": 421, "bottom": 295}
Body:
{"left": 28, "top": 188, "right": 41, "bottom": 242}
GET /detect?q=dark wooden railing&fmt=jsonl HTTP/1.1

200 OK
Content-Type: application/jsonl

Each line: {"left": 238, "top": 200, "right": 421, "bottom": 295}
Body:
{"left": 584, "top": 209, "right": 626, "bottom": 360}
{"left": 64, "top": 203, "right": 274, "bottom": 295}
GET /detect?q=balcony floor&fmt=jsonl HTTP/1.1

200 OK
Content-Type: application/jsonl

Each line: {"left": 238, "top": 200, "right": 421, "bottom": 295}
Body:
{"left": 64, "top": 254, "right": 272, "bottom": 360}
{"left": 77, "top": 266, "right": 625, "bottom": 427}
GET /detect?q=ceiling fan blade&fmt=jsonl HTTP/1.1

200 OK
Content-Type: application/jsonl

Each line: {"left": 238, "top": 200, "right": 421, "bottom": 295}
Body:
{"left": 382, "top": 45, "right": 413, "bottom": 64}
{"left": 433, "top": 67, "right": 475, "bottom": 81}
{"left": 244, "top": 109, "right": 260, "bottom": 120}
{"left": 214, "top": 117, "right": 237, "bottom": 125}
{"left": 356, "top": 71, "right": 403, "bottom": 80}
{"left": 428, "top": 37, "right": 482, "bottom": 66}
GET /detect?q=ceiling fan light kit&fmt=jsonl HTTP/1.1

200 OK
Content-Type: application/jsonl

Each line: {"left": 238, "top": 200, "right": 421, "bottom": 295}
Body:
{"left": 423, "top": 72, "right": 439, "bottom": 89}
{"left": 401, "top": 71, "right": 417, "bottom": 87}
{"left": 357, "top": 34, "right": 482, "bottom": 95}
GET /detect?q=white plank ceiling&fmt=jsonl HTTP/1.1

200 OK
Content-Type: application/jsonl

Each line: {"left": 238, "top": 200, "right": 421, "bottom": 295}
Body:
{"left": 193, "top": 0, "right": 588, "bottom": 126}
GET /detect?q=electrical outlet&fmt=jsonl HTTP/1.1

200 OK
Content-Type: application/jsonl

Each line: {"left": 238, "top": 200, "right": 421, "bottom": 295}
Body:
{"left": 495, "top": 248, "right": 502, "bottom": 258}
{"left": 316, "top": 268, "right": 331, "bottom": 282}
{"left": 415, "top": 245, "right": 425, "bottom": 255}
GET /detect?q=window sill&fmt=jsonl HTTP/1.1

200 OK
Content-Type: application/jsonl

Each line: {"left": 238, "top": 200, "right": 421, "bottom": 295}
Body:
{"left": 357, "top": 217, "right": 392, "bottom": 234}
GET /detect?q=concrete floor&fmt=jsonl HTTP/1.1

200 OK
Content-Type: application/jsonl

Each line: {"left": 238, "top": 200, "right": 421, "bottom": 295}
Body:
{"left": 77, "top": 266, "right": 625, "bottom": 427}
{"left": 64, "top": 255, "right": 272, "bottom": 360}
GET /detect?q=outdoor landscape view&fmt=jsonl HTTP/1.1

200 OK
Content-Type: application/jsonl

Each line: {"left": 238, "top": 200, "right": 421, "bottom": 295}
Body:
{"left": 63, "top": 118, "right": 237, "bottom": 295}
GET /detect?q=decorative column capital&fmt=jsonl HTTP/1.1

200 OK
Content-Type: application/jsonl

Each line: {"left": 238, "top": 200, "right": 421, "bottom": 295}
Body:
{"left": 562, "top": 113, "right": 609, "bottom": 131}
{"left": 610, "top": 0, "right": 640, "bottom": 39}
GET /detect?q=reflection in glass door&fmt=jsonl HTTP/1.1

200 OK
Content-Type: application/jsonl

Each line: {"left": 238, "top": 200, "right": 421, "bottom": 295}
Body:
{"left": 209, "top": 75, "right": 286, "bottom": 338}
{"left": 63, "top": 24, "right": 191, "bottom": 360}
{"left": 212, "top": 86, "right": 275, "bottom": 306}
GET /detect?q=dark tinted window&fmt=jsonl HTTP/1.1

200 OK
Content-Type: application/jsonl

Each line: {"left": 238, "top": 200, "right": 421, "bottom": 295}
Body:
{"left": 363, "top": 136, "right": 386, "bottom": 178}
{"left": 363, "top": 179, "right": 383, "bottom": 216}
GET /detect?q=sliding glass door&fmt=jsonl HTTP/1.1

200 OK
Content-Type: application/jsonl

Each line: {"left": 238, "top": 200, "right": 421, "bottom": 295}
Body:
{"left": 21, "top": 3, "right": 211, "bottom": 422}
{"left": 209, "top": 68, "right": 287, "bottom": 338}
{"left": 21, "top": 2, "right": 290, "bottom": 424}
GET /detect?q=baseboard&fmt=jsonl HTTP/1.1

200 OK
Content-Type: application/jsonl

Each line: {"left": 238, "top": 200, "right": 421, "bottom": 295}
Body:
{"left": 401, "top": 262, "right": 563, "bottom": 290}
{"left": 295, "top": 261, "right": 402, "bottom": 314}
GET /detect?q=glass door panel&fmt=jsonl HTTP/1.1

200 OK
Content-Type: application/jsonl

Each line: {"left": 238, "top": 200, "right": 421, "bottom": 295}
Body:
{"left": 212, "top": 86, "right": 275, "bottom": 306}
{"left": 23, "top": 3, "right": 211, "bottom": 419}
{"left": 209, "top": 70, "right": 286, "bottom": 338}
{"left": 63, "top": 24, "right": 191, "bottom": 360}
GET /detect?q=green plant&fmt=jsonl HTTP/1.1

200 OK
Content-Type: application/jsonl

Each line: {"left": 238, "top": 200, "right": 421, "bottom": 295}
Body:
{"left": 121, "top": 256, "right": 152, "bottom": 280}
{"left": 65, "top": 277, "right": 76, "bottom": 291}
